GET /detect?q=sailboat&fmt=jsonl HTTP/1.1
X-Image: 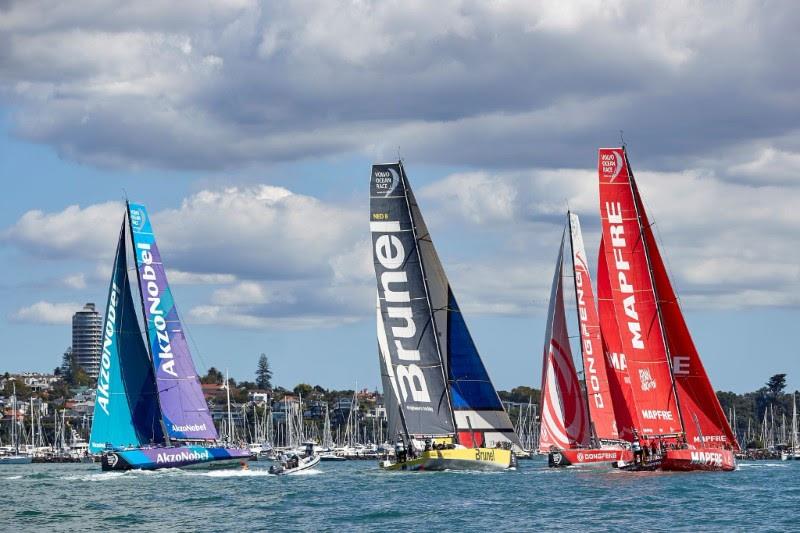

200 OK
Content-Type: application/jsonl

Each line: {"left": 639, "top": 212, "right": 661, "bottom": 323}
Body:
{"left": 0, "top": 383, "right": 33, "bottom": 465}
{"left": 370, "top": 161, "right": 520, "bottom": 471}
{"left": 781, "top": 394, "right": 799, "bottom": 461}
{"left": 89, "top": 201, "right": 250, "bottom": 471}
{"left": 597, "top": 147, "right": 738, "bottom": 472}
{"left": 541, "top": 213, "right": 634, "bottom": 468}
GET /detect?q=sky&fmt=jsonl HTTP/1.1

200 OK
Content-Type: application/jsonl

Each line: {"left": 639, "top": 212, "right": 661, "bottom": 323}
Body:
{"left": 0, "top": 1, "right": 798, "bottom": 393}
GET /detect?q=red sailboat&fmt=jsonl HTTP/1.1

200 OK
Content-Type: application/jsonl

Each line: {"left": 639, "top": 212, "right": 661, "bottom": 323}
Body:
{"left": 541, "top": 213, "right": 633, "bottom": 468}
{"left": 597, "top": 146, "right": 738, "bottom": 472}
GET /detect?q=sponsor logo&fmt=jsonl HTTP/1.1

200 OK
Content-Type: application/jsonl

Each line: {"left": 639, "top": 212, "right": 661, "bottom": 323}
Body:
{"left": 600, "top": 150, "right": 624, "bottom": 182}
{"left": 574, "top": 253, "right": 603, "bottom": 410}
{"left": 638, "top": 368, "right": 657, "bottom": 391}
{"left": 692, "top": 435, "right": 727, "bottom": 443}
{"left": 373, "top": 167, "right": 400, "bottom": 196}
{"left": 156, "top": 449, "right": 210, "bottom": 464}
{"left": 476, "top": 449, "right": 496, "bottom": 462}
{"left": 95, "top": 279, "right": 121, "bottom": 416}
{"left": 136, "top": 241, "right": 179, "bottom": 378}
{"left": 107, "top": 453, "right": 119, "bottom": 467}
{"left": 578, "top": 451, "right": 620, "bottom": 461}
{"left": 372, "top": 222, "right": 431, "bottom": 405}
{"left": 641, "top": 409, "right": 674, "bottom": 421}
{"left": 605, "top": 202, "right": 645, "bottom": 352}
{"left": 551, "top": 452, "right": 563, "bottom": 465}
{"left": 690, "top": 451, "right": 723, "bottom": 466}
{"left": 172, "top": 423, "right": 207, "bottom": 433}
{"left": 130, "top": 207, "right": 146, "bottom": 232}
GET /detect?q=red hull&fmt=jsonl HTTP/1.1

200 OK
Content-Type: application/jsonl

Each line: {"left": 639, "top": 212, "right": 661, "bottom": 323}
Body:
{"left": 549, "top": 448, "right": 633, "bottom": 468}
{"left": 660, "top": 448, "right": 736, "bottom": 472}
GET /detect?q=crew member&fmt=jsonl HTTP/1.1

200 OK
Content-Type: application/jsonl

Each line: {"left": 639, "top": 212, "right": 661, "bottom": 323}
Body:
{"left": 632, "top": 430, "right": 643, "bottom": 465}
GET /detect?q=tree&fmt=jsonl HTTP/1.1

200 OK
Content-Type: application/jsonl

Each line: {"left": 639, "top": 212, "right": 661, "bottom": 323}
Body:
{"left": 201, "top": 367, "right": 224, "bottom": 385}
{"left": 766, "top": 374, "right": 787, "bottom": 398}
{"left": 255, "top": 354, "right": 273, "bottom": 390}
{"left": 293, "top": 383, "right": 313, "bottom": 398}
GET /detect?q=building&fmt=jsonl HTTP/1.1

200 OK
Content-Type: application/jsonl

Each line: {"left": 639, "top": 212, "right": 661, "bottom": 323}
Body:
{"left": 72, "top": 303, "right": 102, "bottom": 378}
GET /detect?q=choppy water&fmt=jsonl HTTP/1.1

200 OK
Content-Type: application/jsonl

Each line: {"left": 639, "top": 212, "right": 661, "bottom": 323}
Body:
{"left": 2, "top": 459, "right": 797, "bottom": 531}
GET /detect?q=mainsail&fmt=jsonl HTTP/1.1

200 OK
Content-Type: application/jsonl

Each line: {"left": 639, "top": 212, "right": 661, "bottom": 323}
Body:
{"left": 596, "top": 237, "right": 639, "bottom": 441}
{"left": 539, "top": 232, "right": 590, "bottom": 452}
{"left": 371, "top": 163, "right": 455, "bottom": 437}
{"left": 127, "top": 202, "right": 218, "bottom": 441}
{"left": 89, "top": 221, "right": 163, "bottom": 452}
{"left": 371, "top": 162, "right": 518, "bottom": 447}
{"left": 568, "top": 213, "right": 618, "bottom": 441}
{"left": 598, "top": 148, "right": 682, "bottom": 437}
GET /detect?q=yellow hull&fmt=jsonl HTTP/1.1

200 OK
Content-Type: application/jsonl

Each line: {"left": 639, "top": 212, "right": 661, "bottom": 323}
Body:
{"left": 380, "top": 447, "right": 514, "bottom": 472}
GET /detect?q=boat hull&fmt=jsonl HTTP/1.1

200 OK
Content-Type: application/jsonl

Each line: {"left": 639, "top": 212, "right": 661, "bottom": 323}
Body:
{"left": 101, "top": 446, "right": 251, "bottom": 471}
{"left": 380, "top": 447, "right": 514, "bottom": 472}
{"left": 660, "top": 448, "right": 736, "bottom": 472}
{"left": 269, "top": 454, "right": 321, "bottom": 475}
{"left": 548, "top": 448, "right": 633, "bottom": 468}
{"left": 0, "top": 455, "right": 33, "bottom": 465}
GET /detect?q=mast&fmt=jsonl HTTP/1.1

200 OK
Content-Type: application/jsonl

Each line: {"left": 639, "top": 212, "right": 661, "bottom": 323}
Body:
{"left": 622, "top": 148, "right": 686, "bottom": 437}
{"left": 567, "top": 212, "right": 598, "bottom": 445}
{"left": 397, "top": 161, "right": 458, "bottom": 437}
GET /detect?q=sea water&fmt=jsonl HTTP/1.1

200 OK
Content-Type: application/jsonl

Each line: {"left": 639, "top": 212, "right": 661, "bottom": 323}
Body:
{"left": 1, "top": 459, "right": 797, "bottom": 531}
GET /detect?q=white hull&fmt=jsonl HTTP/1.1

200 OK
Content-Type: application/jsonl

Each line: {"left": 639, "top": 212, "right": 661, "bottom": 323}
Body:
{"left": 269, "top": 454, "right": 321, "bottom": 475}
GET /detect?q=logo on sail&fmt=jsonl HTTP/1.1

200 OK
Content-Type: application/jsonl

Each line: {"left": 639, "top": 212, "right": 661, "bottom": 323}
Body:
{"left": 373, "top": 167, "right": 400, "bottom": 196}
{"left": 130, "top": 207, "right": 147, "bottom": 232}
{"left": 638, "top": 368, "right": 657, "bottom": 392}
{"left": 600, "top": 150, "right": 624, "bottom": 182}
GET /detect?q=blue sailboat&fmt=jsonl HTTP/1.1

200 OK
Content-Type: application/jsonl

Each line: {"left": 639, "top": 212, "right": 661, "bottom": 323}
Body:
{"left": 89, "top": 202, "right": 250, "bottom": 471}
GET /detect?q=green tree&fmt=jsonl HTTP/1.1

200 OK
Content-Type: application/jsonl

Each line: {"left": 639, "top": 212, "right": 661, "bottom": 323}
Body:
{"left": 255, "top": 354, "right": 273, "bottom": 390}
{"left": 201, "top": 367, "right": 224, "bottom": 385}
{"left": 293, "top": 383, "right": 313, "bottom": 397}
{"left": 767, "top": 374, "right": 787, "bottom": 398}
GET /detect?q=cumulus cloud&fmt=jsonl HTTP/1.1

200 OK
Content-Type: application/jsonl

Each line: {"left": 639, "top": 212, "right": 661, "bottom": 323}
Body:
{"left": 10, "top": 301, "right": 82, "bottom": 324}
{"left": 1, "top": 1, "right": 798, "bottom": 174}
{"left": 2, "top": 184, "right": 373, "bottom": 328}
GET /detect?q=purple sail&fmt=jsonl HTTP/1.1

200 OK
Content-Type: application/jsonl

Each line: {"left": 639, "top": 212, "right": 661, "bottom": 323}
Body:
{"left": 127, "top": 202, "right": 219, "bottom": 441}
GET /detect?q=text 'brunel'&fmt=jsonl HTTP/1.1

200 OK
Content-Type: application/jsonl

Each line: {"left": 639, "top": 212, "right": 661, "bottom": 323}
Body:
{"left": 374, "top": 227, "right": 431, "bottom": 405}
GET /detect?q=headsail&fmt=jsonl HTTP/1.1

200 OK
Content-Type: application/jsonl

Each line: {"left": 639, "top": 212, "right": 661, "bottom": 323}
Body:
{"left": 127, "top": 202, "right": 218, "bottom": 441}
{"left": 597, "top": 237, "right": 639, "bottom": 440}
{"left": 89, "top": 221, "right": 163, "bottom": 452}
{"left": 568, "top": 213, "right": 618, "bottom": 441}
{"left": 598, "top": 148, "right": 682, "bottom": 437}
{"left": 539, "top": 232, "right": 590, "bottom": 452}
{"left": 630, "top": 174, "right": 739, "bottom": 450}
{"left": 371, "top": 163, "right": 455, "bottom": 437}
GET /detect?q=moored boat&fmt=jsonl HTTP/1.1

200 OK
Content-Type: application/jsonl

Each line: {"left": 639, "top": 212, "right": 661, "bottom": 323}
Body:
{"left": 370, "top": 162, "right": 520, "bottom": 472}
{"left": 89, "top": 202, "right": 249, "bottom": 471}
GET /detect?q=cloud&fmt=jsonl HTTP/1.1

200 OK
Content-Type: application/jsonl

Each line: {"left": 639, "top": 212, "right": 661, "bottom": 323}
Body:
{"left": 1, "top": 1, "right": 798, "bottom": 175}
{"left": 1, "top": 201, "right": 123, "bottom": 260}
{"left": 166, "top": 270, "right": 237, "bottom": 285}
{"left": 61, "top": 273, "right": 87, "bottom": 289}
{"left": 10, "top": 301, "right": 82, "bottom": 324}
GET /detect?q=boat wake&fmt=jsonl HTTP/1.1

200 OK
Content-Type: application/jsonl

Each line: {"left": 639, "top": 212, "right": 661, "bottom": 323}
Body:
{"left": 285, "top": 468, "right": 322, "bottom": 476}
{"left": 737, "top": 462, "right": 788, "bottom": 469}
{"left": 3, "top": 475, "right": 23, "bottom": 480}
{"left": 192, "top": 469, "right": 274, "bottom": 478}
